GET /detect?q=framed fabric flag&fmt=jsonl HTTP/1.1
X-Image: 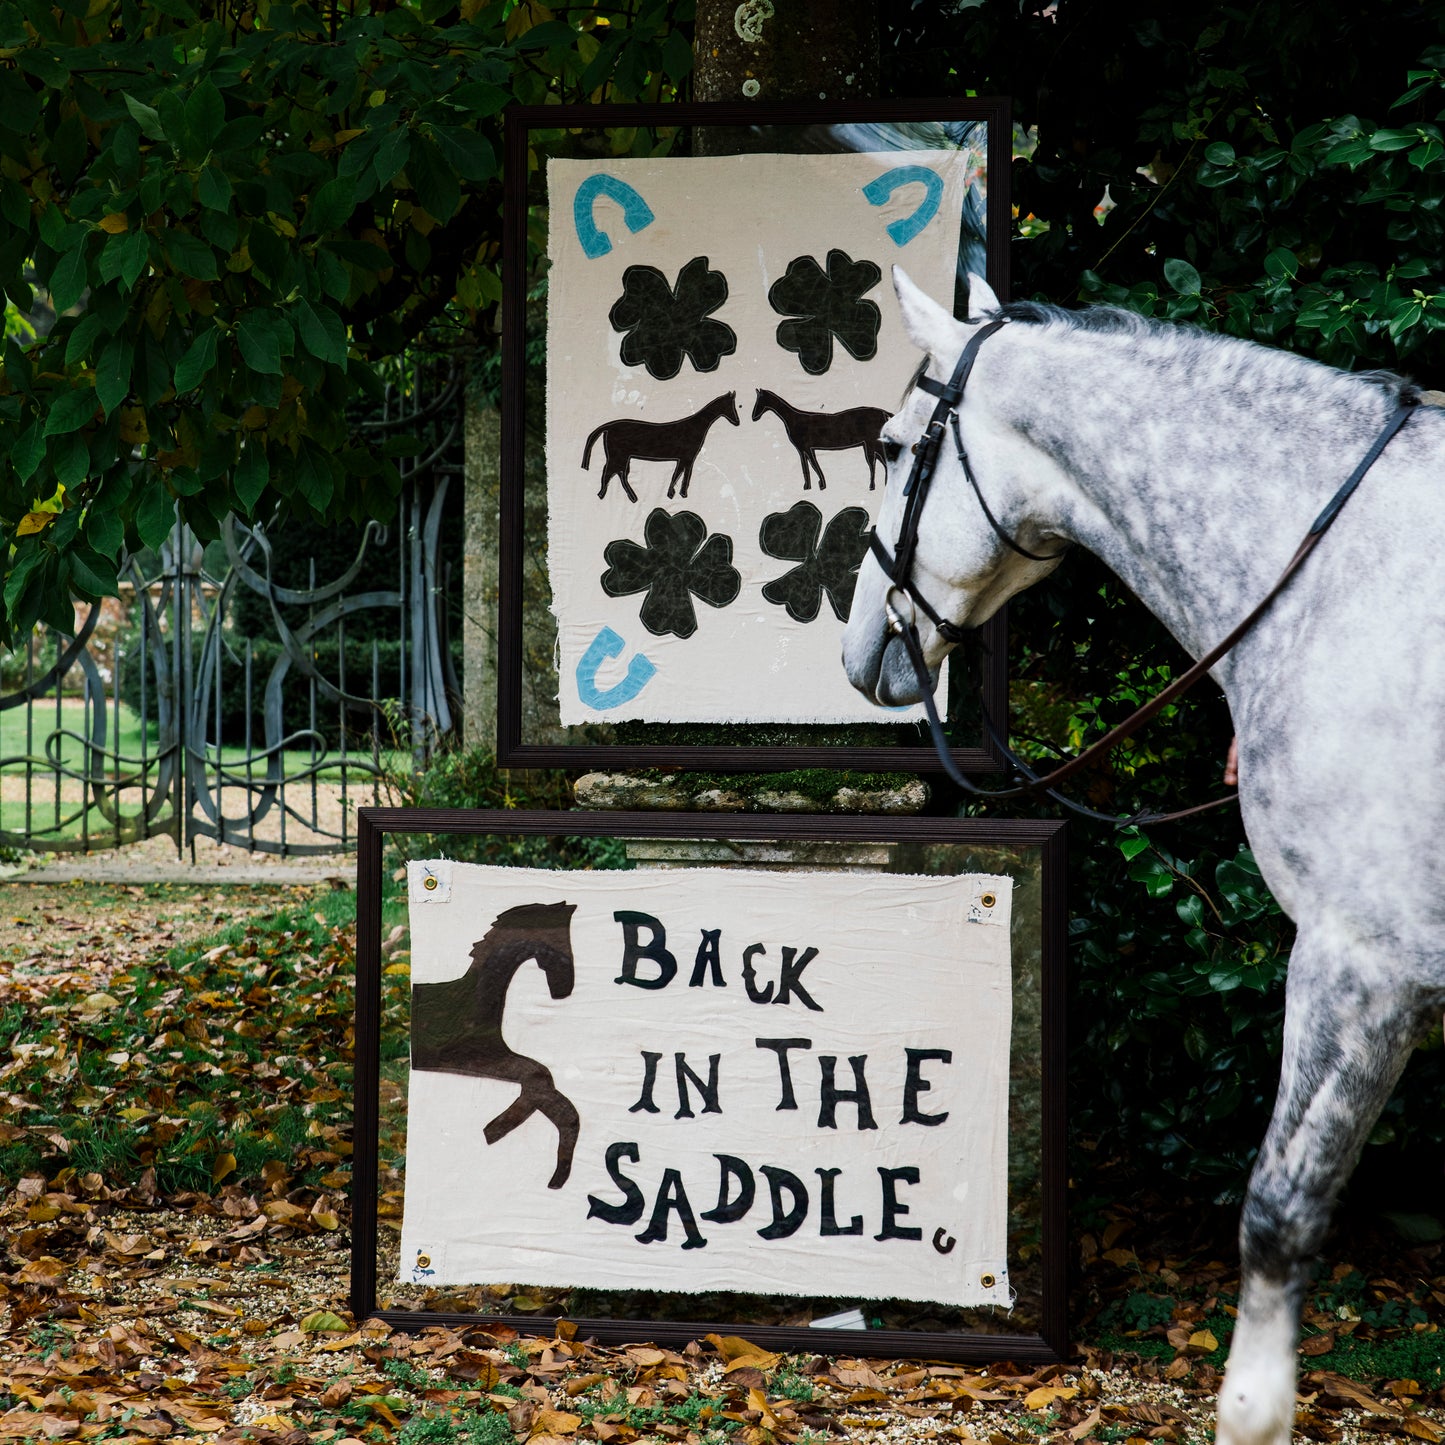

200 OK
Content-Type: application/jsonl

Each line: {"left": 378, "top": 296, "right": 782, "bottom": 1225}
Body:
{"left": 350, "top": 809, "right": 1067, "bottom": 1363}
{"left": 498, "top": 100, "right": 1011, "bottom": 770}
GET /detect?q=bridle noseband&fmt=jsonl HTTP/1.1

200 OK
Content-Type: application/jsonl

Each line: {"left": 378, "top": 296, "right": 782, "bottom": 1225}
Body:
{"left": 868, "top": 313, "right": 1418, "bottom": 827}
{"left": 868, "top": 317, "right": 1066, "bottom": 652}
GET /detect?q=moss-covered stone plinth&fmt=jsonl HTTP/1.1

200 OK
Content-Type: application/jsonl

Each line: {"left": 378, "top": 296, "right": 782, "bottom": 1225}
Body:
{"left": 572, "top": 769, "right": 927, "bottom": 815}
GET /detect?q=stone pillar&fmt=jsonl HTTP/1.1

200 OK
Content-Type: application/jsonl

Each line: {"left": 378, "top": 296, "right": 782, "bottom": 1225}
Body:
{"left": 462, "top": 397, "right": 500, "bottom": 752}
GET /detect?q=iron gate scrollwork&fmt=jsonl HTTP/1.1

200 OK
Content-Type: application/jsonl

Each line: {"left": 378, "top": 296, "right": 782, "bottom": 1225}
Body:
{"left": 0, "top": 364, "right": 462, "bottom": 858}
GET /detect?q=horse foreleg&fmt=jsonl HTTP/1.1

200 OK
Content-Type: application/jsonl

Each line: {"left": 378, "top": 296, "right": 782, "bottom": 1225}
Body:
{"left": 809, "top": 451, "right": 827, "bottom": 491}
{"left": 798, "top": 451, "right": 812, "bottom": 491}
{"left": 619, "top": 461, "right": 637, "bottom": 504}
{"left": 1216, "top": 933, "right": 1425, "bottom": 1445}
{"left": 669, "top": 459, "right": 688, "bottom": 500}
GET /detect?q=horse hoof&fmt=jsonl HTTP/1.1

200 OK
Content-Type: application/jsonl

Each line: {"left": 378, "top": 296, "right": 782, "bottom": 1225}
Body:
{"left": 1215, "top": 1362, "right": 1295, "bottom": 1445}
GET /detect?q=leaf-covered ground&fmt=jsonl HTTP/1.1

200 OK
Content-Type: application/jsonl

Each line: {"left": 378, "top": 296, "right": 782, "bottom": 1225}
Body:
{"left": 2, "top": 881, "right": 1444, "bottom": 1445}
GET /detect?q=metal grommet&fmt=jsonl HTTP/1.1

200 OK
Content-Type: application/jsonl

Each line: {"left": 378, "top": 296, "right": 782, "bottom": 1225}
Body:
{"left": 980, "top": 892, "right": 996, "bottom": 909}
{"left": 416, "top": 1253, "right": 431, "bottom": 1268}
{"left": 980, "top": 1272, "right": 996, "bottom": 1289}
{"left": 423, "top": 875, "right": 438, "bottom": 891}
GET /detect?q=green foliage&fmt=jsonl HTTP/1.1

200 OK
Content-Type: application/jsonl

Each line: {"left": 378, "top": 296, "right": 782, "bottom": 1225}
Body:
{"left": 397, "top": 1409, "right": 514, "bottom": 1445}
{"left": 0, "top": 0, "right": 692, "bottom": 647}
{"left": 383, "top": 743, "right": 630, "bottom": 871}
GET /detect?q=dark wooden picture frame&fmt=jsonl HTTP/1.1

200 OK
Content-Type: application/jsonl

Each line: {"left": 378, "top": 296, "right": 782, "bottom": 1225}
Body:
{"left": 498, "top": 98, "right": 1012, "bottom": 773}
{"left": 351, "top": 808, "right": 1067, "bottom": 1363}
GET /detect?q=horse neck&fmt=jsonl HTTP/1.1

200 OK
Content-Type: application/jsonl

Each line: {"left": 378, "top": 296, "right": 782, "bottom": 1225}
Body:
{"left": 469, "top": 932, "right": 567, "bottom": 1030}
{"left": 983, "top": 323, "right": 1402, "bottom": 663}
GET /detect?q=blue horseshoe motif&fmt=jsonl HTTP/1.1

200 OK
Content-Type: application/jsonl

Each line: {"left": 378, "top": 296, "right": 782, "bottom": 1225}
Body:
{"left": 574, "top": 175, "right": 656, "bottom": 260}
{"left": 576, "top": 626, "right": 657, "bottom": 709}
{"left": 862, "top": 165, "right": 945, "bottom": 246}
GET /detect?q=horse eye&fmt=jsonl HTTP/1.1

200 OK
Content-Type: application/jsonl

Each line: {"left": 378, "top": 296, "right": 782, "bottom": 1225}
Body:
{"left": 883, "top": 438, "right": 903, "bottom": 463}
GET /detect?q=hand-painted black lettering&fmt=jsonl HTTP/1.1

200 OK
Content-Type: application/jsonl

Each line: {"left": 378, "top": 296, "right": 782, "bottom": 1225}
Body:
{"left": 690, "top": 928, "right": 726, "bottom": 987}
{"left": 586, "top": 1141, "right": 645, "bottom": 1225}
{"left": 700, "top": 1154, "right": 756, "bottom": 1223}
{"left": 636, "top": 1166, "right": 708, "bottom": 1249}
{"left": 902, "top": 1047, "right": 953, "bottom": 1125}
{"left": 741, "top": 942, "right": 774, "bottom": 1003}
{"left": 410, "top": 901, "right": 580, "bottom": 1190}
{"left": 757, "top": 1165, "right": 809, "bottom": 1240}
{"left": 755, "top": 1037, "right": 812, "bottom": 1110}
{"left": 629, "top": 1050, "right": 663, "bottom": 1113}
{"left": 614, "top": 910, "right": 677, "bottom": 989}
{"left": 818, "top": 1054, "right": 877, "bottom": 1131}
{"left": 674, "top": 1051, "right": 722, "bottom": 1118}
{"left": 932, "top": 1227, "right": 956, "bottom": 1254}
{"left": 774, "top": 945, "right": 823, "bottom": 1011}
{"left": 875, "top": 1166, "right": 923, "bottom": 1241}
{"left": 815, "top": 1166, "right": 863, "bottom": 1236}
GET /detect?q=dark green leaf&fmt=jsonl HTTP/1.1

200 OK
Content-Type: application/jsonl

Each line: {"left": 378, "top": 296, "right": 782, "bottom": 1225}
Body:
{"left": 95, "top": 333, "right": 135, "bottom": 417}
{"left": 134, "top": 483, "right": 177, "bottom": 549}
{"left": 49, "top": 244, "right": 90, "bottom": 315}
{"left": 174, "top": 326, "right": 220, "bottom": 392}
{"left": 44, "top": 388, "right": 99, "bottom": 436}
{"left": 236, "top": 312, "right": 286, "bottom": 376}
{"left": 64, "top": 312, "right": 106, "bottom": 366}
{"left": 234, "top": 440, "right": 268, "bottom": 510}
{"left": 407, "top": 134, "right": 459, "bottom": 221}
{"left": 69, "top": 546, "right": 119, "bottom": 598}
{"left": 198, "top": 164, "right": 233, "bottom": 212}
{"left": 303, "top": 175, "right": 357, "bottom": 237}
{"left": 123, "top": 92, "right": 166, "bottom": 142}
{"left": 184, "top": 77, "right": 225, "bottom": 153}
{"left": 52, "top": 432, "right": 90, "bottom": 487}
{"left": 294, "top": 299, "right": 348, "bottom": 366}
{"left": 1163, "top": 258, "right": 1202, "bottom": 295}
{"left": 11, "top": 422, "right": 44, "bottom": 482}
{"left": 1369, "top": 127, "right": 1420, "bottom": 152}
{"left": 163, "top": 229, "right": 219, "bottom": 281}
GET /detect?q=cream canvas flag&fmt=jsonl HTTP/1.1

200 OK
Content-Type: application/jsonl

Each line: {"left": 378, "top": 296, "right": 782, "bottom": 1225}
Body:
{"left": 545, "top": 147, "right": 982, "bottom": 723}
{"left": 400, "top": 860, "right": 1014, "bottom": 1311}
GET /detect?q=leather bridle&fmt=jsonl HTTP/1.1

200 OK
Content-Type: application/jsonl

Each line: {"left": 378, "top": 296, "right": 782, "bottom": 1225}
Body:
{"left": 868, "top": 315, "right": 1419, "bottom": 826}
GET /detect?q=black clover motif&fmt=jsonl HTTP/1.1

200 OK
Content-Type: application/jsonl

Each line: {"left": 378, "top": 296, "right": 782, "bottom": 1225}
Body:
{"left": 608, "top": 256, "right": 738, "bottom": 381}
{"left": 601, "top": 508, "right": 742, "bottom": 639}
{"left": 767, "top": 248, "right": 883, "bottom": 375}
{"left": 760, "top": 501, "right": 872, "bottom": 623}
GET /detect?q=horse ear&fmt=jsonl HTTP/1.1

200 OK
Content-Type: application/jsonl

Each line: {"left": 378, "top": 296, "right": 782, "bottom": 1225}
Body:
{"left": 892, "top": 266, "right": 965, "bottom": 357}
{"left": 965, "top": 272, "right": 1002, "bottom": 319}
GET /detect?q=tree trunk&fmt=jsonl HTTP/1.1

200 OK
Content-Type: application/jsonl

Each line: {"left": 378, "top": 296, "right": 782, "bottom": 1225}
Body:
{"left": 693, "top": 0, "right": 878, "bottom": 104}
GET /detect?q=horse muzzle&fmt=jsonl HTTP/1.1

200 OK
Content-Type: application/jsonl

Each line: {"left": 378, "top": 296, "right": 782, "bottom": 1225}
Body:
{"left": 843, "top": 622, "right": 936, "bottom": 707}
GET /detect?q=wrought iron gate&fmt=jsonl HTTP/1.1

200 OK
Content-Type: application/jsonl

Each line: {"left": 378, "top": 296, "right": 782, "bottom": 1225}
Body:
{"left": 0, "top": 367, "right": 462, "bottom": 858}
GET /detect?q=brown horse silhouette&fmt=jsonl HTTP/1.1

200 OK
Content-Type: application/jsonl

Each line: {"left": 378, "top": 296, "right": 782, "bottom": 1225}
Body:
{"left": 411, "top": 901, "right": 580, "bottom": 1190}
{"left": 752, "top": 389, "right": 891, "bottom": 491}
{"left": 582, "top": 391, "right": 740, "bottom": 501}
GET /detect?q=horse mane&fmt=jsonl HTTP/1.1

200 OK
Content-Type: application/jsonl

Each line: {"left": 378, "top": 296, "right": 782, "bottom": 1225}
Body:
{"left": 997, "top": 299, "right": 1422, "bottom": 406}
{"left": 479, "top": 901, "right": 577, "bottom": 943}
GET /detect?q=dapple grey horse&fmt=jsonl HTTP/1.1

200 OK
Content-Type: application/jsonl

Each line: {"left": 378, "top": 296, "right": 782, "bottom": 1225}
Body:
{"left": 843, "top": 269, "right": 1445, "bottom": 1445}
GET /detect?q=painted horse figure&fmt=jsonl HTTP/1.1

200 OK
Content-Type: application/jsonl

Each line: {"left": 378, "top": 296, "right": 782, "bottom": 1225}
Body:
{"left": 843, "top": 269, "right": 1445, "bottom": 1445}
{"left": 411, "top": 901, "right": 580, "bottom": 1190}
{"left": 582, "top": 391, "right": 740, "bottom": 501}
{"left": 751, "top": 388, "right": 891, "bottom": 490}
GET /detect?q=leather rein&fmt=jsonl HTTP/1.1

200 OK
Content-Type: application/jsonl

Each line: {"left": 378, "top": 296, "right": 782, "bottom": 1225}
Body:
{"left": 868, "top": 316, "right": 1419, "bottom": 827}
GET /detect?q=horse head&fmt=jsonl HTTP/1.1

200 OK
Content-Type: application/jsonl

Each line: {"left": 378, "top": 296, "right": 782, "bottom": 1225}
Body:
{"left": 842, "top": 269, "right": 1068, "bottom": 706}
{"left": 473, "top": 900, "right": 578, "bottom": 999}
{"left": 723, "top": 390, "right": 741, "bottom": 426}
